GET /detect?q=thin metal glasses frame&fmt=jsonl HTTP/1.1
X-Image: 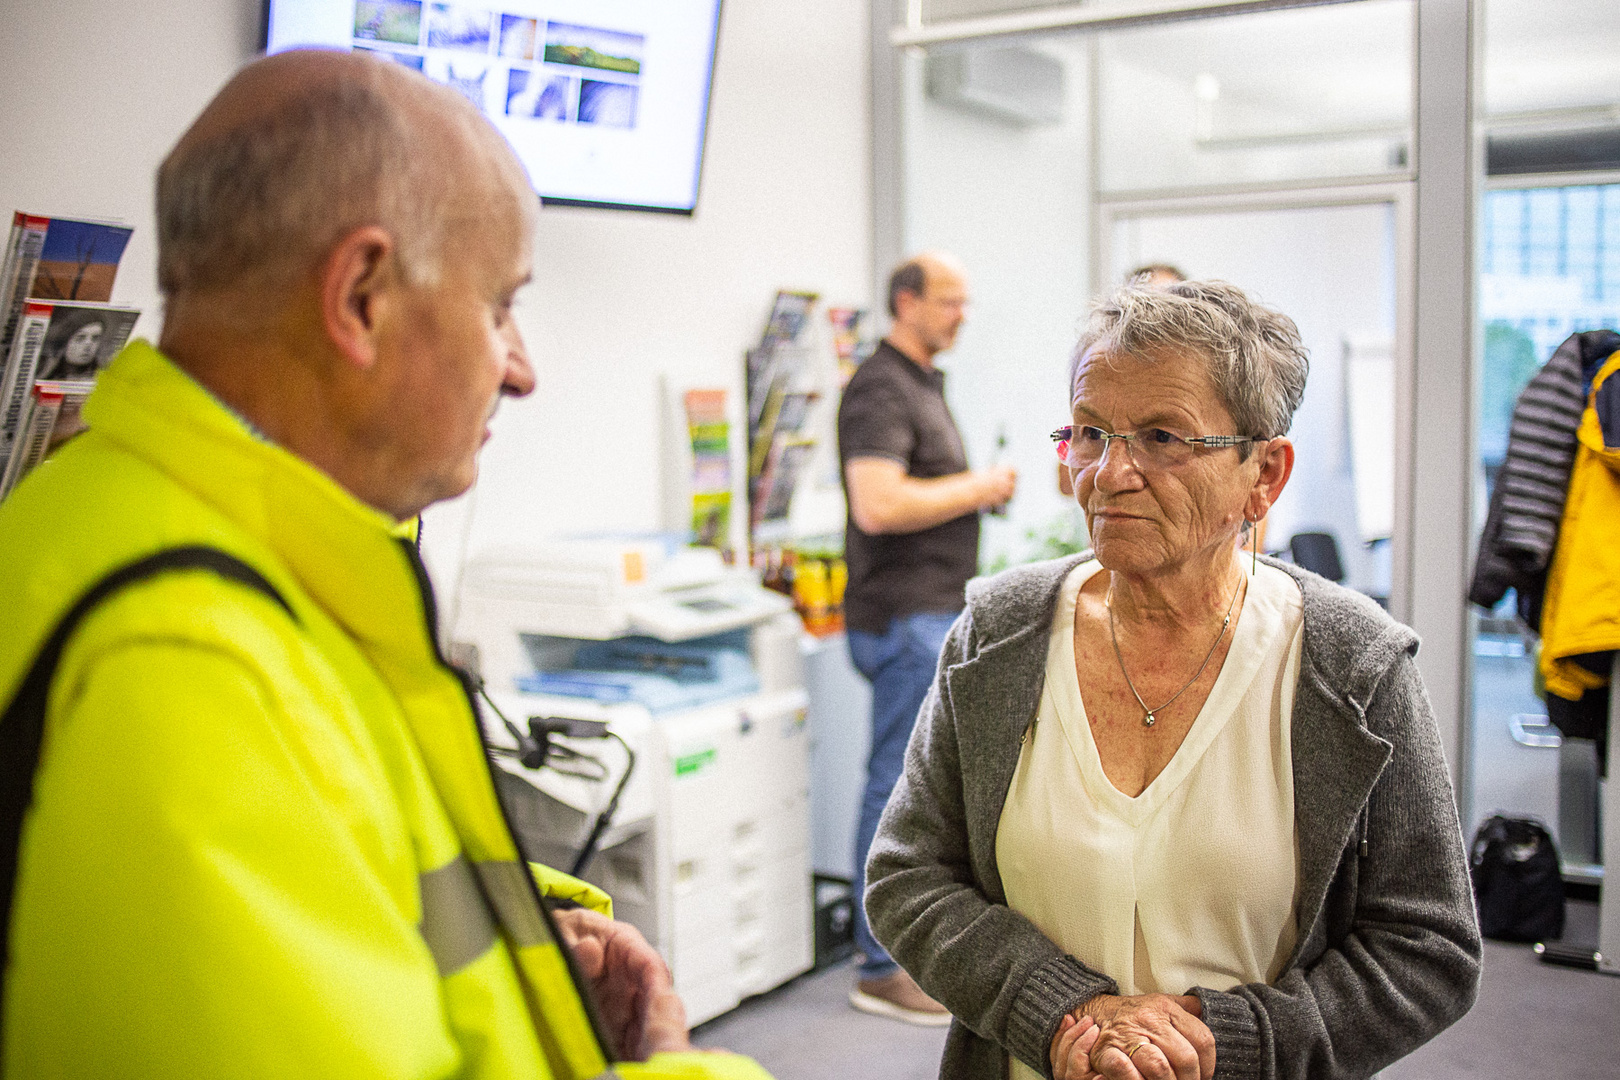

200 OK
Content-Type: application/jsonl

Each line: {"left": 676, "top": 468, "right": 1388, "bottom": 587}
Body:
{"left": 1050, "top": 424, "right": 1259, "bottom": 465}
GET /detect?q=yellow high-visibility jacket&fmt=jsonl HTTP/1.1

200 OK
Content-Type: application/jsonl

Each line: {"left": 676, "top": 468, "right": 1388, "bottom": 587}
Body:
{"left": 1539, "top": 350, "right": 1620, "bottom": 702}
{"left": 0, "top": 341, "right": 772, "bottom": 1080}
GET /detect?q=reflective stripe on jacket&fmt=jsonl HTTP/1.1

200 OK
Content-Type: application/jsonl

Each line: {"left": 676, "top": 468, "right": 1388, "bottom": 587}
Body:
{"left": 0, "top": 341, "right": 770, "bottom": 1080}
{"left": 1539, "top": 351, "right": 1620, "bottom": 701}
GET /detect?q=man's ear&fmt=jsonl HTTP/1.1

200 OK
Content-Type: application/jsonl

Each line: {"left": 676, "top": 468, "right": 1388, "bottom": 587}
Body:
{"left": 1247, "top": 436, "right": 1296, "bottom": 522}
{"left": 321, "top": 225, "right": 400, "bottom": 370}
{"left": 892, "top": 288, "right": 919, "bottom": 325}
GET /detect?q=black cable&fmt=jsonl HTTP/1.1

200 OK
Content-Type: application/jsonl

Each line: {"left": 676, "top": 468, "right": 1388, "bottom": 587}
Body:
{"left": 475, "top": 677, "right": 551, "bottom": 769}
{"left": 569, "top": 731, "right": 635, "bottom": 878}
{"left": 490, "top": 744, "right": 609, "bottom": 782}
{"left": 473, "top": 678, "right": 636, "bottom": 878}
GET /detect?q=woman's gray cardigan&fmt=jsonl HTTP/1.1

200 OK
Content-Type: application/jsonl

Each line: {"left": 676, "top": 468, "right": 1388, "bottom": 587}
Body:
{"left": 864, "top": 555, "right": 1481, "bottom": 1080}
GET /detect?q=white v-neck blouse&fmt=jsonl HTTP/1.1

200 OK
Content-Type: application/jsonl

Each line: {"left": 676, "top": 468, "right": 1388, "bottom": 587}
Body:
{"left": 997, "top": 560, "right": 1303, "bottom": 1080}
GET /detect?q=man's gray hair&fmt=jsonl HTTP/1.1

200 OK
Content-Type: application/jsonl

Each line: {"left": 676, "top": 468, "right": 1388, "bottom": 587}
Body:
{"left": 156, "top": 69, "right": 444, "bottom": 296}
{"left": 1072, "top": 279, "right": 1309, "bottom": 441}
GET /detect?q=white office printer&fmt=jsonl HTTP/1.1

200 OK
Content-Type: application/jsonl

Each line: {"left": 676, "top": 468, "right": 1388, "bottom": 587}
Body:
{"left": 457, "top": 539, "right": 797, "bottom": 689}
{"left": 452, "top": 537, "right": 812, "bottom": 1026}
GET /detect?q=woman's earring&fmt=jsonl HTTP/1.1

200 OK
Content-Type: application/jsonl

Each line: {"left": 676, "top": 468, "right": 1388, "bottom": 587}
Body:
{"left": 1246, "top": 516, "right": 1258, "bottom": 575}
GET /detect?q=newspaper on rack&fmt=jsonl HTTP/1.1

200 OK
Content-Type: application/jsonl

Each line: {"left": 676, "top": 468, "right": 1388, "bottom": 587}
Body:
{"left": 0, "top": 379, "right": 95, "bottom": 498}
{"left": 752, "top": 437, "right": 816, "bottom": 529}
{"left": 0, "top": 299, "right": 139, "bottom": 476}
{"left": 0, "top": 213, "right": 134, "bottom": 363}
{"left": 745, "top": 290, "right": 821, "bottom": 526}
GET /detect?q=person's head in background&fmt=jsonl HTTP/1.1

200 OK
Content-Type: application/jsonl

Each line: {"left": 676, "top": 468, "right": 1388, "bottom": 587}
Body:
{"left": 154, "top": 48, "right": 538, "bottom": 522}
{"left": 1128, "top": 262, "right": 1186, "bottom": 289}
{"left": 887, "top": 251, "right": 969, "bottom": 368}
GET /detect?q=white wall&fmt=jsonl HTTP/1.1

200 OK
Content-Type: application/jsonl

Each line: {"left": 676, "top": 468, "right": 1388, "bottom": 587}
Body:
{"left": 427, "top": 1, "right": 873, "bottom": 599}
{"left": 900, "top": 40, "right": 1093, "bottom": 570}
{"left": 0, "top": 1, "right": 262, "bottom": 345}
{"left": 0, "top": 0, "right": 874, "bottom": 604}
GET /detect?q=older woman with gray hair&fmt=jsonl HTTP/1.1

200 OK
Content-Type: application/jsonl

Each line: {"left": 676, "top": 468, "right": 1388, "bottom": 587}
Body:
{"left": 864, "top": 279, "right": 1480, "bottom": 1080}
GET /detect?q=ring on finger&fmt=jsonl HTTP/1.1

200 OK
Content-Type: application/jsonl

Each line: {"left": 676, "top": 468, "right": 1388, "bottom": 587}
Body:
{"left": 1126, "top": 1041, "right": 1149, "bottom": 1060}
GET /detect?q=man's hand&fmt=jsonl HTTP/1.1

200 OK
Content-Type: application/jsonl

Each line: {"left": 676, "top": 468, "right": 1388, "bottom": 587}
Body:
{"left": 551, "top": 907, "right": 690, "bottom": 1061}
{"left": 977, "top": 464, "right": 1018, "bottom": 511}
{"left": 1051, "top": 993, "right": 1215, "bottom": 1080}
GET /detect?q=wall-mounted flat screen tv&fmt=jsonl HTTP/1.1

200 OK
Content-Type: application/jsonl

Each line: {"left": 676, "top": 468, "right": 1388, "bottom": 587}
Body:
{"left": 265, "top": 0, "right": 723, "bottom": 214}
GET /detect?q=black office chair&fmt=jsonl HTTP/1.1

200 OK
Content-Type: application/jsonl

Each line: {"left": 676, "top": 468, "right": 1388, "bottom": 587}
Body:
{"left": 1289, "top": 531, "right": 1345, "bottom": 583}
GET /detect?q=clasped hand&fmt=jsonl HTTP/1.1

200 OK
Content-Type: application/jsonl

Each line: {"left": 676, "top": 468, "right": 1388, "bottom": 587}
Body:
{"left": 1050, "top": 993, "right": 1215, "bottom": 1080}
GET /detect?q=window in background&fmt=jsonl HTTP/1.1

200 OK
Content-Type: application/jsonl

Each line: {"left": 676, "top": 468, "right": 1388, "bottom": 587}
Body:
{"left": 1471, "top": 179, "right": 1620, "bottom": 853}
{"left": 1480, "top": 184, "right": 1620, "bottom": 466}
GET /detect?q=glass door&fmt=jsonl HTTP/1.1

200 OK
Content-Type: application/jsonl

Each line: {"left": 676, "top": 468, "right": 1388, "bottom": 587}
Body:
{"left": 1468, "top": 178, "right": 1620, "bottom": 861}
{"left": 1097, "top": 189, "right": 1409, "bottom": 602}
{"left": 1464, "top": 0, "right": 1620, "bottom": 864}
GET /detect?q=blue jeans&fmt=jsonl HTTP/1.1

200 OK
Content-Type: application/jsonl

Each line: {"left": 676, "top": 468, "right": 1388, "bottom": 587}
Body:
{"left": 847, "top": 610, "right": 960, "bottom": 979}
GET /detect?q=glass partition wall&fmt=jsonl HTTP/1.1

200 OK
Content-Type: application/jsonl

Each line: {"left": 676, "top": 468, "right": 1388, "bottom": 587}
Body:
{"left": 898, "top": 0, "right": 1414, "bottom": 578}
{"left": 1091, "top": 0, "right": 1415, "bottom": 601}
{"left": 886, "top": 0, "right": 1478, "bottom": 793}
{"left": 1096, "top": 0, "right": 1414, "bottom": 194}
{"left": 1467, "top": 0, "right": 1620, "bottom": 871}
{"left": 884, "top": 0, "right": 1620, "bottom": 986}
{"left": 887, "top": 0, "right": 1620, "bottom": 907}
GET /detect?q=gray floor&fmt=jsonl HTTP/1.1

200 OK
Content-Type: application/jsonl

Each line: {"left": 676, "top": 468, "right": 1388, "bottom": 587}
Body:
{"left": 1384, "top": 901, "right": 1619, "bottom": 1080}
{"left": 692, "top": 961, "right": 946, "bottom": 1080}
{"left": 693, "top": 902, "right": 1620, "bottom": 1079}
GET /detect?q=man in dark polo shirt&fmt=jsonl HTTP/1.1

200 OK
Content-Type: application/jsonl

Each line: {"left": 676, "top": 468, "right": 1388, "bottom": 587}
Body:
{"left": 838, "top": 252, "right": 1017, "bottom": 1024}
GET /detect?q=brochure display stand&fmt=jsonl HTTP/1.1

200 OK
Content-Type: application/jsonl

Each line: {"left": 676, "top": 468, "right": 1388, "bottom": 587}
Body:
{"left": 0, "top": 212, "right": 138, "bottom": 500}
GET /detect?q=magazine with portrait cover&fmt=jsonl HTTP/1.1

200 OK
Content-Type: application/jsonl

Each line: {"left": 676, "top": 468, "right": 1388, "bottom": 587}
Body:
{"left": 0, "top": 379, "right": 95, "bottom": 498}
{"left": 0, "top": 213, "right": 134, "bottom": 365}
{"left": 0, "top": 300, "right": 140, "bottom": 471}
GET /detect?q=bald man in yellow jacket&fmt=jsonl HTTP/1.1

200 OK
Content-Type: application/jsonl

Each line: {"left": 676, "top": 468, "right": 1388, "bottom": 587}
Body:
{"left": 0, "top": 50, "right": 772, "bottom": 1080}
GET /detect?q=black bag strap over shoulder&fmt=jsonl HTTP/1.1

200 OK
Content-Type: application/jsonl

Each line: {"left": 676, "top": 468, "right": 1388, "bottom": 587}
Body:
{"left": 0, "top": 545, "right": 295, "bottom": 1007}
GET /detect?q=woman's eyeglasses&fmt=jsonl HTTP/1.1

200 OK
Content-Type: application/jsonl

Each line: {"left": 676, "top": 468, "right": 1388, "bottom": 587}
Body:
{"left": 1050, "top": 425, "right": 1259, "bottom": 470}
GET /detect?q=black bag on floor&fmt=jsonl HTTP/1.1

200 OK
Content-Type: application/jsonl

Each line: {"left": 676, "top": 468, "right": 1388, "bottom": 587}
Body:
{"left": 1469, "top": 815, "right": 1565, "bottom": 942}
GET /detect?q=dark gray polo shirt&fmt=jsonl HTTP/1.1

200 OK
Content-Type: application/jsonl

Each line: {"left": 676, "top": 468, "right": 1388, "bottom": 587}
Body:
{"left": 837, "top": 340, "right": 979, "bottom": 633}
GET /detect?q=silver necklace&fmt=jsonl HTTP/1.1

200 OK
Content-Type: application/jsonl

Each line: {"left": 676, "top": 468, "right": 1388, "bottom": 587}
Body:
{"left": 1106, "top": 573, "right": 1243, "bottom": 727}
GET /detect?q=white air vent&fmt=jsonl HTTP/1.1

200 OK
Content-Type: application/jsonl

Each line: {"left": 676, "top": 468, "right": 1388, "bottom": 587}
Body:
{"left": 925, "top": 46, "right": 1064, "bottom": 127}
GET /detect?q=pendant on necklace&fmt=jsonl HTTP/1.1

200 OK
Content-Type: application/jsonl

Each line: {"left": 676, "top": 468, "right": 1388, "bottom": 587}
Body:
{"left": 1143, "top": 713, "right": 1156, "bottom": 727}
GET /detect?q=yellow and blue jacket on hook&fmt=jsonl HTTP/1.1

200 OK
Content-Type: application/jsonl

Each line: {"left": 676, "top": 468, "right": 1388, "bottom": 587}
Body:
{"left": 0, "top": 340, "right": 771, "bottom": 1080}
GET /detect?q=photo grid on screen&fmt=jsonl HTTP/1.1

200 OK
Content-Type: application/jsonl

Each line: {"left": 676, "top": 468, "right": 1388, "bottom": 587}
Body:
{"left": 346, "top": 2, "right": 643, "bottom": 129}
